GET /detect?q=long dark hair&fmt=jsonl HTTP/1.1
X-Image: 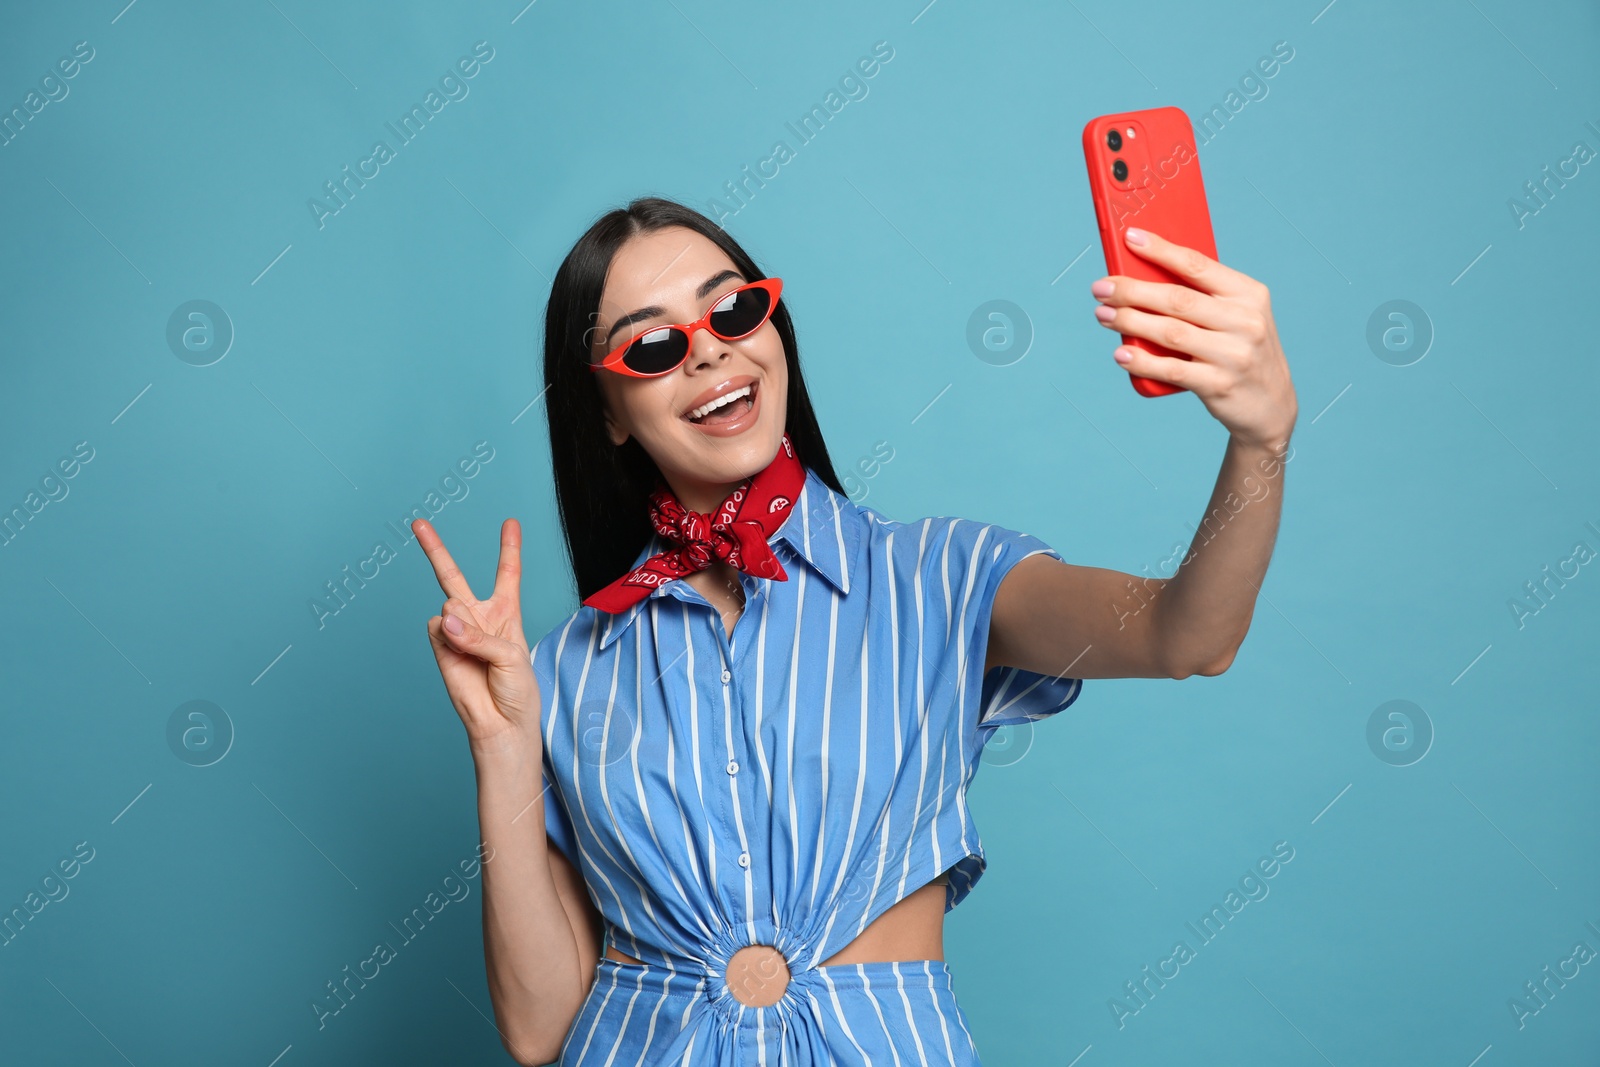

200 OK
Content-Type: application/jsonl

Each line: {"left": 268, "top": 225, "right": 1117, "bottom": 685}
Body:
{"left": 543, "top": 197, "right": 844, "bottom": 603}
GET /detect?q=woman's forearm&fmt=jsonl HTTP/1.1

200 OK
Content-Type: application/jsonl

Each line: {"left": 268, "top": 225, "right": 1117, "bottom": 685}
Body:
{"left": 473, "top": 737, "right": 588, "bottom": 1065}
{"left": 1154, "top": 432, "right": 1291, "bottom": 676}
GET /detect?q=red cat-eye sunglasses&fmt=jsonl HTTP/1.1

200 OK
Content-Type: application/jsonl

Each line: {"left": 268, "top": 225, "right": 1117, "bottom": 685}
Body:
{"left": 589, "top": 278, "right": 784, "bottom": 378}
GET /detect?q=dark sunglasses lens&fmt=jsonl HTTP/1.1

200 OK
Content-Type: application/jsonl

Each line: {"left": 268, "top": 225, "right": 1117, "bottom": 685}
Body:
{"left": 623, "top": 327, "right": 689, "bottom": 375}
{"left": 707, "top": 286, "right": 773, "bottom": 338}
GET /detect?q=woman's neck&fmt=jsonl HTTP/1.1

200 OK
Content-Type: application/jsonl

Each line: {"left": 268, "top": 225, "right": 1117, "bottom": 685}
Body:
{"left": 663, "top": 473, "right": 746, "bottom": 516}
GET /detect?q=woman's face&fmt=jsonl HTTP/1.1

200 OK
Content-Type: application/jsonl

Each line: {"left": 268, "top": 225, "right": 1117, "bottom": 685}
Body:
{"left": 590, "top": 225, "right": 789, "bottom": 513}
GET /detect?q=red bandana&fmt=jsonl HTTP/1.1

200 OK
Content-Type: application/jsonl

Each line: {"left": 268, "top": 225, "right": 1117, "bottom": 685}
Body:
{"left": 583, "top": 433, "right": 806, "bottom": 615}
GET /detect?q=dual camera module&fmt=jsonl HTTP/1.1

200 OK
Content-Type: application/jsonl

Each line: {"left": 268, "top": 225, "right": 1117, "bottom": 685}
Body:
{"left": 1107, "top": 127, "right": 1130, "bottom": 182}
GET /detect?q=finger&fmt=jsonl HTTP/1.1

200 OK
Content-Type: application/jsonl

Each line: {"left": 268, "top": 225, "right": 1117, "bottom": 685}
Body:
{"left": 492, "top": 518, "right": 523, "bottom": 609}
{"left": 412, "top": 518, "right": 478, "bottom": 604}
{"left": 426, "top": 614, "right": 473, "bottom": 668}
{"left": 1098, "top": 305, "right": 1241, "bottom": 367}
{"left": 1122, "top": 227, "right": 1257, "bottom": 299}
{"left": 1115, "top": 342, "right": 1224, "bottom": 395}
{"left": 1095, "top": 275, "right": 1249, "bottom": 333}
{"left": 441, "top": 596, "right": 486, "bottom": 634}
{"left": 440, "top": 603, "right": 525, "bottom": 671}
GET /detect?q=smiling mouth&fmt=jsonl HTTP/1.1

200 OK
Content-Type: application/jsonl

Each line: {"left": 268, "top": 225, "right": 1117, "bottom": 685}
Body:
{"left": 684, "top": 380, "right": 758, "bottom": 425}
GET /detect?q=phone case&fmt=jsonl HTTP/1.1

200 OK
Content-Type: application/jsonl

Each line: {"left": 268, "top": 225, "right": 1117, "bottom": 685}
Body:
{"left": 1081, "top": 106, "right": 1218, "bottom": 397}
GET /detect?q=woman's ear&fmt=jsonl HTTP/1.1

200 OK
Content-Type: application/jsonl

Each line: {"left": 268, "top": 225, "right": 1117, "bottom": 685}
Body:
{"left": 601, "top": 396, "right": 630, "bottom": 447}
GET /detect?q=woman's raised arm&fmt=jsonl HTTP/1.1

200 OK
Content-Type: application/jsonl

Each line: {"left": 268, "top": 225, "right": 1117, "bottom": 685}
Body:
{"left": 988, "top": 226, "right": 1298, "bottom": 683}
{"left": 415, "top": 517, "right": 600, "bottom": 1064}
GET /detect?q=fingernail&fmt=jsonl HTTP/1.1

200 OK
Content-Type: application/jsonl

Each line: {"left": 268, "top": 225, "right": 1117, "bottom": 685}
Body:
{"left": 1094, "top": 304, "right": 1116, "bottom": 323}
{"left": 1114, "top": 348, "right": 1133, "bottom": 364}
{"left": 1091, "top": 279, "right": 1114, "bottom": 298}
{"left": 1124, "top": 227, "right": 1147, "bottom": 246}
{"left": 444, "top": 614, "right": 463, "bottom": 636}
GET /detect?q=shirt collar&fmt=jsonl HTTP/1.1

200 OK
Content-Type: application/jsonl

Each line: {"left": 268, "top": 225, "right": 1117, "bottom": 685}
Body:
{"left": 595, "top": 465, "right": 856, "bottom": 650}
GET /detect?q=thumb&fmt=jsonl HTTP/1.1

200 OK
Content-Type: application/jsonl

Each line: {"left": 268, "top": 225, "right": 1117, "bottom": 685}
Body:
{"left": 442, "top": 608, "right": 523, "bottom": 671}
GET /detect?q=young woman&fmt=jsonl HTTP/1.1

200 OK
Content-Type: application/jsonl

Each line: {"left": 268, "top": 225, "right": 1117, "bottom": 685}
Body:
{"left": 413, "top": 197, "right": 1296, "bottom": 1065}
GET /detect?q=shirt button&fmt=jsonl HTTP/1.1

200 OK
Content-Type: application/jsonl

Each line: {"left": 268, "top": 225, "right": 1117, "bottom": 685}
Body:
{"left": 737, "top": 852, "right": 750, "bottom": 868}
{"left": 726, "top": 759, "right": 739, "bottom": 775}
{"left": 720, "top": 669, "right": 731, "bottom": 684}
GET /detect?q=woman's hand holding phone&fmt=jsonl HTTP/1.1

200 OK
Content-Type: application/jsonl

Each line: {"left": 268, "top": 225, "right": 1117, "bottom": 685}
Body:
{"left": 1092, "top": 226, "right": 1298, "bottom": 450}
{"left": 1082, "top": 106, "right": 1295, "bottom": 445}
{"left": 414, "top": 517, "right": 542, "bottom": 762}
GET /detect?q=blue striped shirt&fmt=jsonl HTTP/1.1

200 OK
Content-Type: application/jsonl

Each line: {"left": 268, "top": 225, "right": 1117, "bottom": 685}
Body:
{"left": 531, "top": 464, "right": 1084, "bottom": 1065}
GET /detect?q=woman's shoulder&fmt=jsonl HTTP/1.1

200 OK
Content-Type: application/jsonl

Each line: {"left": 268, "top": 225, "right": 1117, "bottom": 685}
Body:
{"left": 849, "top": 495, "right": 1043, "bottom": 566}
{"left": 791, "top": 467, "right": 1025, "bottom": 567}
{"left": 524, "top": 605, "right": 614, "bottom": 744}
{"left": 842, "top": 498, "right": 1068, "bottom": 634}
{"left": 526, "top": 603, "right": 608, "bottom": 673}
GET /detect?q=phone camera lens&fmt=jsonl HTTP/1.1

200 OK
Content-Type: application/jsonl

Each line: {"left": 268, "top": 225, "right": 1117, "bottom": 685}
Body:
{"left": 1112, "top": 158, "right": 1128, "bottom": 181}
{"left": 1106, "top": 129, "right": 1122, "bottom": 151}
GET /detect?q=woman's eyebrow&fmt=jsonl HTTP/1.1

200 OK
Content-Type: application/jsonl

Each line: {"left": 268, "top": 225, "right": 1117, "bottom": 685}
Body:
{"left": 603, "top": 269, "right": 746, "bottom": 347}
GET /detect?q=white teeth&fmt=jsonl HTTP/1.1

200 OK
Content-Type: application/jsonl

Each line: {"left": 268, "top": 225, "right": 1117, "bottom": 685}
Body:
{"left": 688, "top": 385, "right": 752, "bottom": 421}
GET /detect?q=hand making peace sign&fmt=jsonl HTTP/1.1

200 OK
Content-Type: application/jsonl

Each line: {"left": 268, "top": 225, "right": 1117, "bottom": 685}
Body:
{"left": 414, "top": 517, "right": 541, "bottom": 756}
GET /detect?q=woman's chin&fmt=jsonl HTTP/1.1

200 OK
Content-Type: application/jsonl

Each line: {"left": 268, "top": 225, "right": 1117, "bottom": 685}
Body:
{"left": 667, "top": 409, "right": 784, "bottom": 480}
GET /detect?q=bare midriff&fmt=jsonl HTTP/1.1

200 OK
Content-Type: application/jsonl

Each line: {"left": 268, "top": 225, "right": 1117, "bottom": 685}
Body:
{"left": 603, "top": 871, "right": 950, "bottom": 969}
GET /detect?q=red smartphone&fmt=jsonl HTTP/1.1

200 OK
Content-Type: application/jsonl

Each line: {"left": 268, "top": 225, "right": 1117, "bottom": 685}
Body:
{"left": 1082, "top": 106, "right": 1218, "bottom": 398}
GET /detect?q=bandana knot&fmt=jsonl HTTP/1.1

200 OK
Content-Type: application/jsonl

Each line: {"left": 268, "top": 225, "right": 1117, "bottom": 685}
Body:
{"left": 582, "top": 434, "right": 806, "bottom": 614}
{"left": 664, "top": 509, "right": 722, "bottom": 570}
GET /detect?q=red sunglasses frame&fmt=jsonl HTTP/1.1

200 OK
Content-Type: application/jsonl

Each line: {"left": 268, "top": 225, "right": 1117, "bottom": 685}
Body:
{"left": 589, "top": 277, "right": 784, "bottom": 378}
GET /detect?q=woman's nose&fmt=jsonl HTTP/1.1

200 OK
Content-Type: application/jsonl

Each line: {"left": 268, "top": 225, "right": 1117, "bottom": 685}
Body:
{"left": 686, "top": 327, "right": 731, "bottom": 370}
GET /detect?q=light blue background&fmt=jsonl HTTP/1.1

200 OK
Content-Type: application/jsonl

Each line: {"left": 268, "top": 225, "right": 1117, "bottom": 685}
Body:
{"left": 3, "top": 0, "right": 1597, "bottom": 1063}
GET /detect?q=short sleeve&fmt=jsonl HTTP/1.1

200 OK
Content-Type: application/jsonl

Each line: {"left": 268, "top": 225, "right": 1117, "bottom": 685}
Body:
{"left": 925, "top": 517, "right": 1085, "bottom": 734}
{"left": 530, "top": 635, "right": 581, "bottom": 866}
